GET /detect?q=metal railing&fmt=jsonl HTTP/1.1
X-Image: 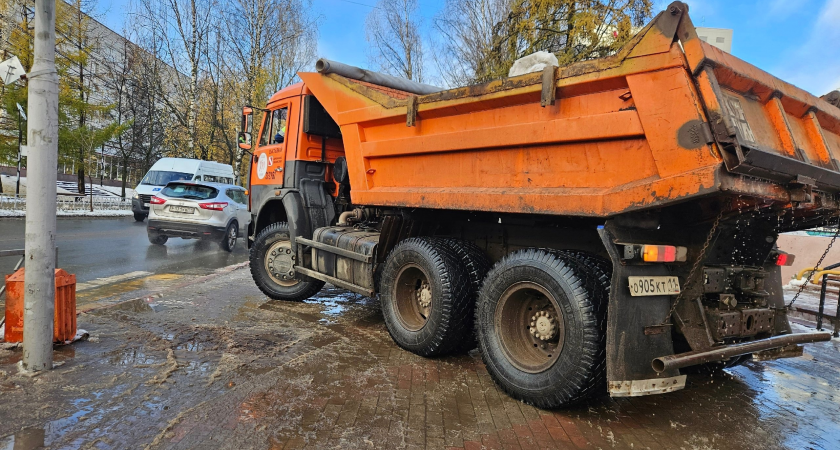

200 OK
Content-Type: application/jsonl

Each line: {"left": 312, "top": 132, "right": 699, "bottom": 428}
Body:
{"left": 0, "top": 194, "right": 131, "bottom": 212}
{"left": 814, "top": 262, "right": 840, "bottom": 337}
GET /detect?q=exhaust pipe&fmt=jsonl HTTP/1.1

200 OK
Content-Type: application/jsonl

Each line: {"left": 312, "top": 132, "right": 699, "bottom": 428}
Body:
{"left": 315, "top": 59, "right": 443, "bottom": 96}
{"left": 652, "top": 331, "right": 832, "bottom": 373}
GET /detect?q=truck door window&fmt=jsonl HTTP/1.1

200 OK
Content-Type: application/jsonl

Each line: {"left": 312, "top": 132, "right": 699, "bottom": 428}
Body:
{"left": 258, "top": 112, "right": 271, "bottom": 146}
{"left": 270, "top": 108, "right": 288, "bottom": 144}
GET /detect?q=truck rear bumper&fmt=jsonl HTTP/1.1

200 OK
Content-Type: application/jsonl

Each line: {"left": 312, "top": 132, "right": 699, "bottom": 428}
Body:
{"left": 609, "top": 375, "right": 687, "bottom": 397}
{"left": 652, "top": 331, "right": 832, "bottom": 373}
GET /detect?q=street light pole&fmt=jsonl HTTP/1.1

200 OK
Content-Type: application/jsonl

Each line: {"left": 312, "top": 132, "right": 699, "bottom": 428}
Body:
{"left": 23, "top": 0, "right": 59, "bottom": 372}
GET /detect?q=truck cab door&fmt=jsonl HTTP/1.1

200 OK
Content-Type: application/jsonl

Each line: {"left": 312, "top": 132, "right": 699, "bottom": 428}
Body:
{"left": 252, "top": 105, "right": 290, "bottom": 186}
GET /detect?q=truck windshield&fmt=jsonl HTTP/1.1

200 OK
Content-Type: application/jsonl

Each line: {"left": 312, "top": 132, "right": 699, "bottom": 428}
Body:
{"left": 161, "top": 183, "right": 218, "bottom": 200}
{"left": 140, "top": 170, "right": 193, "bottom": 186}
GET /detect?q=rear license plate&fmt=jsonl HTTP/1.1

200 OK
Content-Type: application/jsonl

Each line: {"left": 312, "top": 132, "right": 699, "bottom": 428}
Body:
{"left": 628, "top": 276, "right": 681, "bottom": 297}
{"left": 169, "top": 206, "right": 194, "bottom": 214}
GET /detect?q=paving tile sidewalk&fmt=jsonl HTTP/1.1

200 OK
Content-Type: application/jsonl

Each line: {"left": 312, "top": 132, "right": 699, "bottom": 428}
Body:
{"left": 1, "top": 266, "right": 839, "bottom": 449}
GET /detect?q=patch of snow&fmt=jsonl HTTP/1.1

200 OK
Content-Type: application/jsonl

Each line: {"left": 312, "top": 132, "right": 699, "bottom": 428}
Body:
{"left": 784, "top": 278, "right": 809, "bottom": 289}
{"left": 0, "top": 209, "right": 132, "bottom": 218}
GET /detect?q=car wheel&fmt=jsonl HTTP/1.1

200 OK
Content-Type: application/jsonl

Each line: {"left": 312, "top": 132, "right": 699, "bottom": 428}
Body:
{"left": 249, "top": 222, "right": 325, "bottom": 301}
{"left": 134, "top": 212, "right": 146, "bottom": 222}
{"left": 221, "top": 221, "right": 238, "bottom": 252}
{"left": 148, "top": 231, "right": 168, "bottom": 245}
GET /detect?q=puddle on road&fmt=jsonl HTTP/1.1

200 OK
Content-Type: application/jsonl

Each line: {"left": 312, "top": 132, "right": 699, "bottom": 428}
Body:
{"left": 108, "top": 346, "right": 158, "bottom": 366}
{"left": 302, "top": 288, "right": 380, "bottom": 325}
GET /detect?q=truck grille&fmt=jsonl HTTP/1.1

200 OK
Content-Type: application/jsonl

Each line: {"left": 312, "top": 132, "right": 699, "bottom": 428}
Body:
{"left": 139, "top": 194, "right": 152, "bottom": 206}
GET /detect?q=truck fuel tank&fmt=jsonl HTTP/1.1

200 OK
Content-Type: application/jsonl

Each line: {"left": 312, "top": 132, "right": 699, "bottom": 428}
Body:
{"left": 311, "top": 226, "right": 379, "bottom": 291}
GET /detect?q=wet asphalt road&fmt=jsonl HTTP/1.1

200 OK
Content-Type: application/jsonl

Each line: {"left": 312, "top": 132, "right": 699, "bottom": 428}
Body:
{"left": 0, "top": 217, "right": 248, "bottom": 284}
{"left": 2, "top": 266, "right": 839, "bottom": 449}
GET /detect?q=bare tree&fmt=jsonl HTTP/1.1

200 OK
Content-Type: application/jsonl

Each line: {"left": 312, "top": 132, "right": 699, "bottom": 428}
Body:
{"left": 222, "top": 0, "right": 318, "bottom": 184}
{"left": 135, "top": 0, "right": 217, "bottom": 159}
{"left": 433, "top": 0, "right": 653, "bottom": 86}
{"left": 432, "top": 0, "right": 510, "bottom": 87}
{"left": 365, "top": 0, "right": 424, "bottom": 82}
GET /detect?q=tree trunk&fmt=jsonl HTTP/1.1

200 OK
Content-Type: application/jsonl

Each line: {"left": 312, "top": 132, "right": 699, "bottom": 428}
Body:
{"left": 121, "top": 157, "right": 127, "bottom": 199}
{"left": 77, "top": 166, "right": 85, "bottom": 195}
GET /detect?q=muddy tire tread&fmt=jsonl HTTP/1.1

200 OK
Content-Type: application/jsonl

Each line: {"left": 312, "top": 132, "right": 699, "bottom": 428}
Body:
{"left": 476, "top": 248, "right": 606, "bottom": 409}
{"left": 380, "top": 237, "right": 473, "bottom": 356}
{"left": 249, "top": 222, "right": 324, "bottom": 302}
{"left": 441, "top": 238, "right": 491, "bottom": 352}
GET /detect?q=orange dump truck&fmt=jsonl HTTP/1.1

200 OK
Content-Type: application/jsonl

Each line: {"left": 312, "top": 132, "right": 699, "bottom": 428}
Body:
{"left": 238, "top": 2, "right": 838, "bottom": 408}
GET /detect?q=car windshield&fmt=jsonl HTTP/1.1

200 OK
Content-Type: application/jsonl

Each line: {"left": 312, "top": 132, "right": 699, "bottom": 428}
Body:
{"left": 140, "top": 170, "right": 194, "bottom": 186}
{"left": 161, "top": 183, "right": 218, "bottom": 200}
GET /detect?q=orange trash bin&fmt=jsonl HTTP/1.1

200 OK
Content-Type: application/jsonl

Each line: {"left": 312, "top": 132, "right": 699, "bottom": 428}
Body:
{"left": 4, "top": 268, "right": 77, "bottom": 343}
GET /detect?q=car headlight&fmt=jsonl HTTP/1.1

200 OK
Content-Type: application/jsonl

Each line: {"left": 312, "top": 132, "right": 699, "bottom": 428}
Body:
{"left": 133, "top": 192, "right": 139, "bottom": 199}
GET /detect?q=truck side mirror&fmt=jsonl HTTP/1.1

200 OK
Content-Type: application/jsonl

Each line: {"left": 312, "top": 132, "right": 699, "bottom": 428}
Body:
{"left": 238, "top": 131, "right": 252, "bottom": 150}
{"left": 239, "top": 106, "right": 254, "bottom": 151}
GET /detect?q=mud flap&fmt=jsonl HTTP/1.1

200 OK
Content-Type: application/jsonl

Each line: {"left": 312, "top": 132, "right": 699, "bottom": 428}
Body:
{"left": 599, "top": 224, "right": 684, "bottom": 397}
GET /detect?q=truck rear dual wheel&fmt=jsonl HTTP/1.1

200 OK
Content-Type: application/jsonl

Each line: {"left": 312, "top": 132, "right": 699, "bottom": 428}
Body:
{"left": 476, "top": 249, "right": 609, "bottom": 409}
{"left": 443, "top": 238, "right": 492, "bottom": 351}
{"left": 380, "top": 237, "right": 475, "bottom": 356}
{"left": 250, "top": 222, "right": 325, "bottom": 301}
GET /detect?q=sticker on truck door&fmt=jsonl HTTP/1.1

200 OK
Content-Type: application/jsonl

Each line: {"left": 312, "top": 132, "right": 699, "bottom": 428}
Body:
{"left": 257, "top": 153, "right": 267, "bottom": 180}
{"left": 628, "top": 276, "right": 681, "bottom": 297}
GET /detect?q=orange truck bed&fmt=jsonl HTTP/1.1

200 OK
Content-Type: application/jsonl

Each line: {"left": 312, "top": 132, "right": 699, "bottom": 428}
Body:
{"left": 300, "top": 4, "right": 840, "bottom": 220}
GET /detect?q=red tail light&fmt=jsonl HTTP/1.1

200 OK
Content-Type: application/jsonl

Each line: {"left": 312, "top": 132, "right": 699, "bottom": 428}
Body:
{"left": 641, "top": 245, "right": 687, "bottom": 263}
{"left": 199, "top": 202, "right": 228, "bottom": 211}
{"left": 150, "top": 196, "right": 166, "bottom": 205}
{"left": 775, "top": 252, "right": 795, "bottom": 266}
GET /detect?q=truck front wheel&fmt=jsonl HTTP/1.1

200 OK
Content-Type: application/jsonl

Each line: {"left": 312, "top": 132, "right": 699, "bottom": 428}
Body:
{"left": 476, "top": 248, "right": 607, "bottom": 409}
{"left": 380, "top": 237, "right": 473, "bottom": 356}
{"left": 249, "top": 222, "right": 325, "bottom": 301}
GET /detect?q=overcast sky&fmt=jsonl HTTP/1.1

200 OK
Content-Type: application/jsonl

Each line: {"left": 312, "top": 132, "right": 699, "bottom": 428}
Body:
{"left": 95, "top": 0, "right": 840, "bottom": 95}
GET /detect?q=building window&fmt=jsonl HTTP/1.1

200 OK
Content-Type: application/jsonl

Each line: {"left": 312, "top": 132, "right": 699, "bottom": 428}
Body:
{"left": 716, "top": 37, "right": 725, "bottom": 43}
{"left": 699, "top": 36, "right": 708, "bottom": 42}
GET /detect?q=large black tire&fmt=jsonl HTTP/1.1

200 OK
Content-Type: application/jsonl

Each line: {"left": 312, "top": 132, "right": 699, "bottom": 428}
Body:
{"left": 134, "top": 212, "right": 146, "bottom": 222}
{"left": 148, "top": 231, "right": 168, "bottom": 245}
{"left": 380, "top": 237, "right": 473, "bottom": 356}
{"left": 555, "top": 250, "right": 611, "bottom": 403}
{"left": 249, "top": 222, "right": 325, "bottom": 301}
{"left": 476, "top": 248, "right": 607, "bottom": 409}
{"left": 220, "top": 221, "right": 238, "bottom": 252}
{"left": 442, "top": 238, "right": 492, "bottom": 351}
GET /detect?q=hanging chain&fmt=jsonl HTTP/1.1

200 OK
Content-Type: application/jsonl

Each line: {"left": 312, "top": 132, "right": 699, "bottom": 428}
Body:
{"left": 658, "top": 208, "right": 725, "bottom": 326}
{"left": 787, "top": 223, "right": 840, "bottom": 308}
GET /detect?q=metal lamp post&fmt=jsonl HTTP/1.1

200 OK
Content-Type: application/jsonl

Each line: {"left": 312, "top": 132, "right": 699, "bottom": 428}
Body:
{"left": 23, "top": 0, "right": 60, "bottom": 372}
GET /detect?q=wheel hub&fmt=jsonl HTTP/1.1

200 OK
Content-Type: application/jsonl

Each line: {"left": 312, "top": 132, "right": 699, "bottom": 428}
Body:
{"left": 393, "top": 264, "right": 432, "bottom": 331}
{"left": 530, "top": 311, "right": 557, "bottom": 341}
{"left": 416, "top": 282, "right": 432, "bottom": 309}
{"left": 265, "top": 242, "right": 297, "bottom": 286}
{"left": 495, "top": 282, "right": 565, "bottom": 373}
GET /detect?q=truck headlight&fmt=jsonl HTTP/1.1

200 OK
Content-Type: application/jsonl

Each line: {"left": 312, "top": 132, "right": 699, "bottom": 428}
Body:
{"left": 133, "top": 192, "right": 139, "bottom": 199}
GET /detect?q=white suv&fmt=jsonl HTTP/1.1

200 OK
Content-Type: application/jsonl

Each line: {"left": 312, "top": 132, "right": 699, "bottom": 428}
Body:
{"left": 146, "top": 181, "right": 250, "bottom": 252}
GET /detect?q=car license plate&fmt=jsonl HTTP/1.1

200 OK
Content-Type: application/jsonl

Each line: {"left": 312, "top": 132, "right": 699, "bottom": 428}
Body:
{"left": 144, "top": 203, "right": 150, "bottom": 207}
{"left": 170, "top": 206, "right": 193, "bottom": 214}
{"left": 628, "top": 276, "right": 680, "bottom": 297}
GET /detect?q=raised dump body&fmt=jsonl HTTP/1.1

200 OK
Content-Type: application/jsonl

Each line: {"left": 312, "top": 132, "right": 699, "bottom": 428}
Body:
{"left": 299, "top": 6, "right": 840, "bottom": 219}
{"left": 241, "top": 2, "right": 837, "bottom": 408}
